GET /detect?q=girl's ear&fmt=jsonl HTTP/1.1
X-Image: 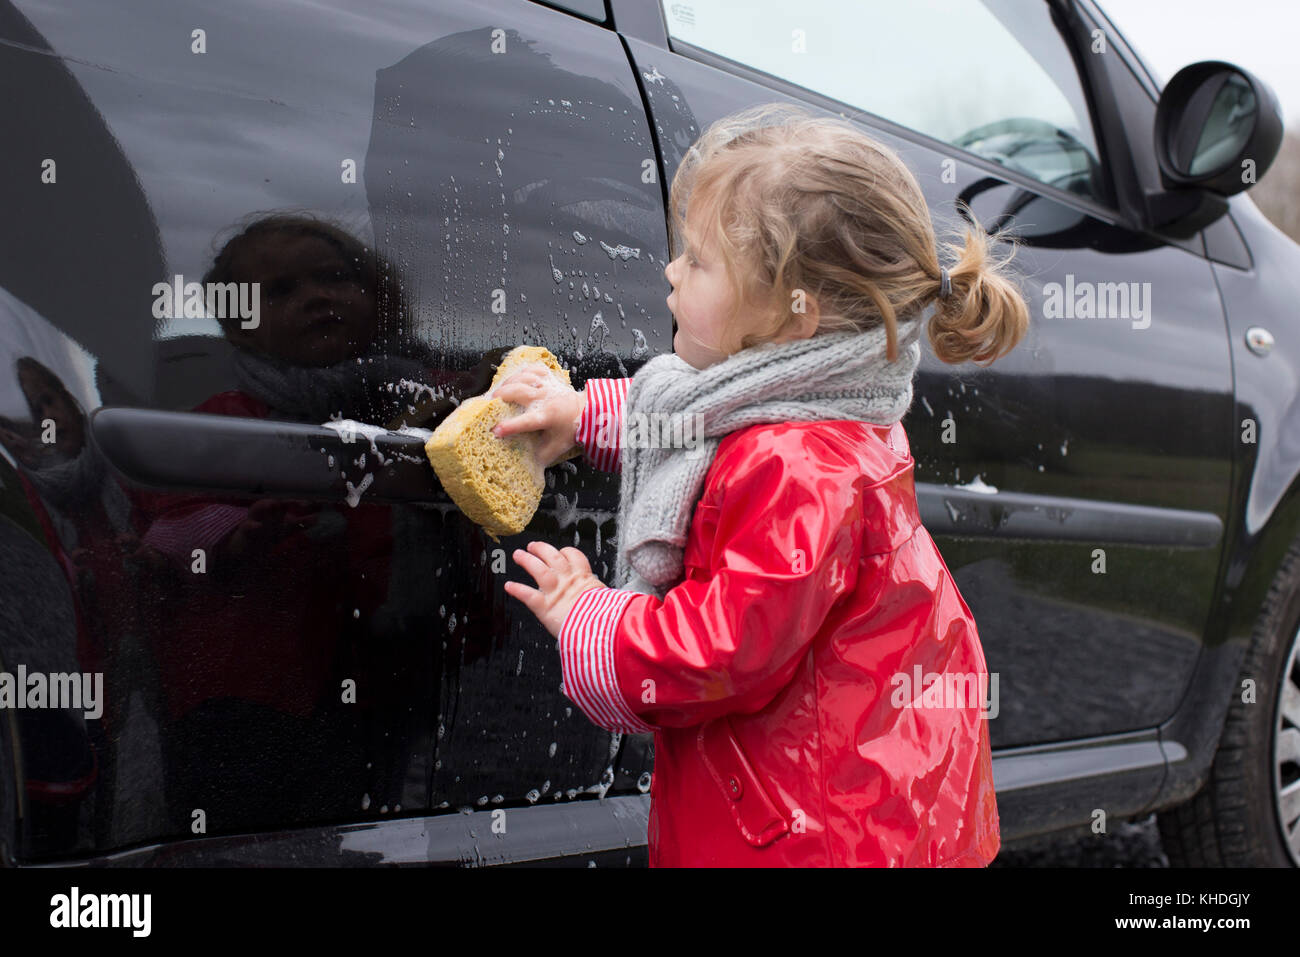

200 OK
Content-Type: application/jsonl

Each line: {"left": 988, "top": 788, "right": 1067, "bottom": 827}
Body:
{"left": 793, "top": 293, "right": 821, "bottom": 338}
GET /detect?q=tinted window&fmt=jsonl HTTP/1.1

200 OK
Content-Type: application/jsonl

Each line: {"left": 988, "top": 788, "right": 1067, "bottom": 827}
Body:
{"left": 661, "top": 0, "right": 1108, "bottom": 204}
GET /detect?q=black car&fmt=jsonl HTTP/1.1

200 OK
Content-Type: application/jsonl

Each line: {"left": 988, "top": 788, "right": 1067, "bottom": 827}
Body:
{"left": 0, "top": 0, "right": 1295, "bottom": 867}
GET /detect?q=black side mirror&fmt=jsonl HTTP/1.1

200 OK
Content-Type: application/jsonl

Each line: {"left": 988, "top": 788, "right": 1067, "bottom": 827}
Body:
{"left": 1146, "top": 61, "right": 1283, "bottom": 236}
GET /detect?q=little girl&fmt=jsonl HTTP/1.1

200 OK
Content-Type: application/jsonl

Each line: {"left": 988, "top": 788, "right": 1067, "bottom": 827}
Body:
{"left": 499, "top": 102, "right": 1029, "bottom": 867}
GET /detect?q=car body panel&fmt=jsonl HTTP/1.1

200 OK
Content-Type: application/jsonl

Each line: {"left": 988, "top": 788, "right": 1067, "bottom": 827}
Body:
{"left": 0, "top": 0, "right": 666, "bottom": 863}
{"left": 1, "top": 0, "right": 1298, "bottom": 864}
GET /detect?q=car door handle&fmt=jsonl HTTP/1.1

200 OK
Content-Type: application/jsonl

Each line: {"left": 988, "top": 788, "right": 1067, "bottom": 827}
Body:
{"left": 90, "top": 407, "right": 447, "bottom": 505}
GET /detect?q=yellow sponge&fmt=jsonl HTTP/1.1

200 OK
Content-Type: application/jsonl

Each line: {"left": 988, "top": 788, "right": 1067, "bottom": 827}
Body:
{"left": 424, "top": 346, "right": 582, "bottom": 540}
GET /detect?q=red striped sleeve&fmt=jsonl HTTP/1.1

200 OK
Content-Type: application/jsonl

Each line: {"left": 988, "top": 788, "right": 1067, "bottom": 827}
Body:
{"left": 557, "top": 585, "right": 655, "bottom": 733}
{"left": 575, "top": 377, "right": 629, "bottom": 472}
{"left": 141, "top": 503, "right": 249, "bottom": 564}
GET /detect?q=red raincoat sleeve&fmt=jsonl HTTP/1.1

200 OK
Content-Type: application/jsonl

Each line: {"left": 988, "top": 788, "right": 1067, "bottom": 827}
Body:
{"left": 574, "top": 377, "right": 629, "bottom": 472}
{"left": 557, "top": 431, "right": 863, "bottom": 732}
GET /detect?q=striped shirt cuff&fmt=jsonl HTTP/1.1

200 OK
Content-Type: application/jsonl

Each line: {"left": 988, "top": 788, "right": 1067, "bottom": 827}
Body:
{"left": 557, "top": 585, "right": 655, "bottom": 733}
{"left": 142, "top": 503, "right": 249, "bottom": 564}
{"left": 575, "top": 377, "right": 629, "bottom": 472}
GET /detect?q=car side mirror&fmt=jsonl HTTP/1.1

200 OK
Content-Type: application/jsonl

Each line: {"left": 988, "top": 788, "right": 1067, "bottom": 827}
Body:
{"left": 1146, "top": 61, "right": 1283, "bottom": 237}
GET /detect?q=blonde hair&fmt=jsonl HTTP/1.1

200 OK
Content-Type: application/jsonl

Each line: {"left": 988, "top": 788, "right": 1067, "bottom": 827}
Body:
{"left": 668, "top": 102, "right": 1029, "bottom": 365}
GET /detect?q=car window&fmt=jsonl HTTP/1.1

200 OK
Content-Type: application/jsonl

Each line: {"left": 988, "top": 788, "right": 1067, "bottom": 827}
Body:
{"left": 1086, "top": 0, "right": 1165, "bottom": 97}
{"left": 660, "top": 0, "right": 1109, "bottom": 205}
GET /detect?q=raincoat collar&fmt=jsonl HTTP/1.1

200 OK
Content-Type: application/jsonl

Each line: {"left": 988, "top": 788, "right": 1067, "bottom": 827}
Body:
{"left": 615, "top": 316, "right": 924, "bottom": 596}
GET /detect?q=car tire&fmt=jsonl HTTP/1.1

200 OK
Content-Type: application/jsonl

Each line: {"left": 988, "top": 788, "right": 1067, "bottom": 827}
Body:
{"left": 1157, "top": 536, "right": 1300, "bottom": 867}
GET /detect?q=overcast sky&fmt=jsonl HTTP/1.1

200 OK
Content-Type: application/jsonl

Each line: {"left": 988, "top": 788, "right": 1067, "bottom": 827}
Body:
{"left": 1101, "top": 0, "right": 1300, "bottom": 123}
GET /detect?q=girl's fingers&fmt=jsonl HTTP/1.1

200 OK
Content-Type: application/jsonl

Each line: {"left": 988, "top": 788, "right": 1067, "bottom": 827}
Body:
{"left": 497, "top": 369, "right": 542, "bottom": 389}
{"left": 494, "top": 409, "right": 538, "bottom": 437}
{"left": 511, "top": 547, "right": 549, "bottom": 582}
{"left": 496, "top": 375, "right": 541, "bottom": 397}
{"left": 247, "top": 499, "right": 285, "bottom": 519}
{"left": 494, "top": 373, "right": 545, "bottom": 406}
{"left": 503, "top": 579, "right": 540, "bottom": 611}
{"left": 493, "top": 384, "right": 526, "bottom": 407}
{"left": 559, "top": 546, "right": 590, "bottom": 570}
{"left": 492, "top": 374, "right": 558, "bottom": 437}
{"left": 526, "top": 540, "right": 563, "bottom": 565}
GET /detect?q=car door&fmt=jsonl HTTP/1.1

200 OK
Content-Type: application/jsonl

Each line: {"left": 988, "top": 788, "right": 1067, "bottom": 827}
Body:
{"left": 0, "top": 0, "right": 666, "bottom": 863}
{"left": 621, "top": 0, "right": 1234, "bottom": 764}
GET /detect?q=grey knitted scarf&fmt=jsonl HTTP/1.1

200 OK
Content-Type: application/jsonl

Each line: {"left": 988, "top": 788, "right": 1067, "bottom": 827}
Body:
{"left": 19, "top": 443, "right": 135, "bottom": 551}
{"left": 614, "top": 316, "right": 923, "bottom": 598}
{"left": 232, "top": 345, "right": 437, "bottom": 423}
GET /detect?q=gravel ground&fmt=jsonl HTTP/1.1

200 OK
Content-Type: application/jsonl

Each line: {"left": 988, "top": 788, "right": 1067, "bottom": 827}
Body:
{"left": 989, "top": 813, "right": 1170, "bottom": 867}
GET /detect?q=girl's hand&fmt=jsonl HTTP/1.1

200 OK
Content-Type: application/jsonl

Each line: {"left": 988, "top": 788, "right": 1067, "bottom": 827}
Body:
{"left": 0, "top": 422, "right": 42, "bottom": 467}
{"left": 216, "top": 500, "right": 319, "bottom": 568}
{"left": 490, "top": 369, "right": 586, "bottom": 468}
{"left": 504, "top": 541, "right": 605, "bottom": 638}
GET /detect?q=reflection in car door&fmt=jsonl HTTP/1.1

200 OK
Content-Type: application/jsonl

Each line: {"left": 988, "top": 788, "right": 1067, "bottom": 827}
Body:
{"left": 0, "top": 0, "right": 665, "bottom": 862}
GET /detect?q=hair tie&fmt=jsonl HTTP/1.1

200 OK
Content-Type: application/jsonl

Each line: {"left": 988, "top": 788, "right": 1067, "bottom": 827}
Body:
{"left": 938, "top": 266, "right": 952, "bottom": 300}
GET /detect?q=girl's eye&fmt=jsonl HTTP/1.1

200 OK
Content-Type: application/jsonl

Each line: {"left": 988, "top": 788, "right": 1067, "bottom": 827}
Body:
{"left": 266, "top": 278, "right": 295, "bottom": 300}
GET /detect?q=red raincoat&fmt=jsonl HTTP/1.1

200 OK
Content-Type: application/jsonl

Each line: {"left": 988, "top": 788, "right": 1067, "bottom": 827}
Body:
{"left": 558, "top": 378, "right": 1000, "bottom": 867}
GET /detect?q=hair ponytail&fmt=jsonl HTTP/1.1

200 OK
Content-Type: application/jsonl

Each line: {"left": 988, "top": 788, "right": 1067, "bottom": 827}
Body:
{"left": 928, "top": 223, "right": 1030, "bottom": 367}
